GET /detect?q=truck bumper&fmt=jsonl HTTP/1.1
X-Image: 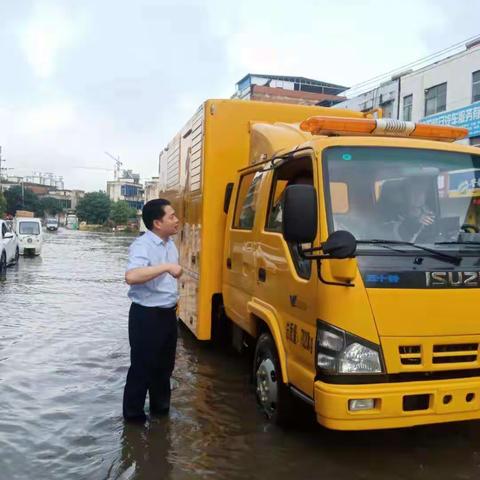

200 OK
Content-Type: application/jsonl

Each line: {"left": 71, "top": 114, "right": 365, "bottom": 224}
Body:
{"left": 20, "top": 247, "right": 39, "bottom": 256}
{"left": 314, "top": 376, "right": 480, "bottom": 430}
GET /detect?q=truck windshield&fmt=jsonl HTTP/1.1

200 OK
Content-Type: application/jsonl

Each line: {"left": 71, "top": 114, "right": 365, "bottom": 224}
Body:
{"left": 324, "top": 147, "right": 480, "bottom": 251}
{"left": 19, "top": 222, "right": 40, "bottom": 235}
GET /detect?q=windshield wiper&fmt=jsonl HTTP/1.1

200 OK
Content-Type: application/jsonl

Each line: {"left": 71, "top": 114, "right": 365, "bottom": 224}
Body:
{"left": 435, "top": 241, "right": 480, "bottom": 245}
{"left": 357, "top": 239, "right": 461, "bottom": 265}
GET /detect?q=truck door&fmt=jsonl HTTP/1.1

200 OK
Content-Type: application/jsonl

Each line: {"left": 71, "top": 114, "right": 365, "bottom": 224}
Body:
{"left": 223, "top": 170, "right": 264, "bottom": 332}
{"left": 255, "top": 155, "right": 319, "bottom": 397}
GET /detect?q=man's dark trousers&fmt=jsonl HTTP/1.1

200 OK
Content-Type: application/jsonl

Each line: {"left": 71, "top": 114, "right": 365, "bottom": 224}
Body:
{"left": 123, "top": 302, "right": 178, "bottom": 420}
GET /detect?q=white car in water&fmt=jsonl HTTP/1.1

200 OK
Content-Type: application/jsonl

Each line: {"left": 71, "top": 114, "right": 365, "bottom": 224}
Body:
{"left": 0, "top": 219, "right": 19, "bottom": 274}
{"left": 46, "top": 217, "right": 59, "bottom": 231}
{"left": 16, "top": 218, "right": 43, "bottom": 256}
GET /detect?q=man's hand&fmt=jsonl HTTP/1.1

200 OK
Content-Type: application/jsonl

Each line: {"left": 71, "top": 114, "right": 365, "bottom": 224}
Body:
{"left": 419, "top": 213, "right": 435, "bottom": 226}
{"left": 168, "top": 264, "right": 183, "bottom": 278}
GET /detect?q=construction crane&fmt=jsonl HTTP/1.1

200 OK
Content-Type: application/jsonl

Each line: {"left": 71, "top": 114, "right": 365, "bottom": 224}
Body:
{"left": 104, "top": 152, "right": 123, "bottom": 180}
{"left": 73, "top": 151, "right": 124, "bottom": 181}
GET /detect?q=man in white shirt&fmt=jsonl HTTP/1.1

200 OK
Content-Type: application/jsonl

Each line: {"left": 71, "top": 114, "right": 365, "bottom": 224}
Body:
{"left": 123, "top": 199, "right": 182, "bottom": 422}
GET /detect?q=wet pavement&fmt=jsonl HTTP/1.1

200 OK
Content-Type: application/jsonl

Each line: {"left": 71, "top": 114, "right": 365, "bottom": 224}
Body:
{"left": 1, "top": 230, "right": 480, "bottom": 479}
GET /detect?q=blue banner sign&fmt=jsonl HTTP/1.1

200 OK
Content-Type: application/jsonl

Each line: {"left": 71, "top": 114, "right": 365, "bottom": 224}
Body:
{"left": 420, "top": 101, "right": 480, "bottom": 138}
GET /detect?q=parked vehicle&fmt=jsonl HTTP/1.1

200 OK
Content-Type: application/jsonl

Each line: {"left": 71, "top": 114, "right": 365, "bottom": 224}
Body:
{"left": 0, "top": 219, "right": 19, "bottom": 274}
{"left": 16, "top": 217, "right": 43, "bottom": 256}
{"left": 46, "top": 218, "right": 59, "bottom": 231}
{"left": 66, "top": 214, "right": 78, "bottom": 230}
{"left": 159, "top": 99, "right": 480, "bottom": 431}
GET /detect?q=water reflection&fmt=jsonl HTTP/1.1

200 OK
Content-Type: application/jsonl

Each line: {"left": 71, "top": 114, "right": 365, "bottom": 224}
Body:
{"left": 115, "top": 419, "right": 173, "bottom": 480}
{"left": 1, "top": 230, "right": 480, "bottom": 480}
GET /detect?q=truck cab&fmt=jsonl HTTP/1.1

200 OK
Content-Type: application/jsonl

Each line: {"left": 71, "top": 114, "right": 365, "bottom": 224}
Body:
{"left": 222, "top": 116, "right": 480, "bottom": 430}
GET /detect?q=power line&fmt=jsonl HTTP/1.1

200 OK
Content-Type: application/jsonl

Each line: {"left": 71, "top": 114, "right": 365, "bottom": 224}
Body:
{"left": 344, "top": 33, "right": 480, "bottom": 98}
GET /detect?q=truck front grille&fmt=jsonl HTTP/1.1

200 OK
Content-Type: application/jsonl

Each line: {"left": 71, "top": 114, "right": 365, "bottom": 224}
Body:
{"left": 398, "top": 343, "right": 479, "bottom": 367}
{"left": 399, "top": 345, "right": 422, "bottom": 365}
{"left": 432, "top": 343, "right": 478, "bottom": 364}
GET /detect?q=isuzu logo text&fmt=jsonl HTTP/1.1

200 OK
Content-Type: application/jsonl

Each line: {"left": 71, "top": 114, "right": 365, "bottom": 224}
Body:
{"left": 425, "top": 271, "right": 480, "bottom": 287}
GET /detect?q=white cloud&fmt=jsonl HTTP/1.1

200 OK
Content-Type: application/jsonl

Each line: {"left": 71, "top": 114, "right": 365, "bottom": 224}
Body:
{"left": 221, "top": 0, "right": 448, "bottom": 87}
{"left": 17, "top": 1, "right": 85, "bottom": 78}
{"left": 19, "top": 101, "right": 76, "bottom": 135}
{"left": 0, "top": 0, "right": 479, "bottom": 193}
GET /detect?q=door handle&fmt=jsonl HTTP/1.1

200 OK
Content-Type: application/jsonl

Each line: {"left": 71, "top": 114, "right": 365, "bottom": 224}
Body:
{"left": 258, "top": 268, "right": 266, "bottom": 282}
{"left": 226, "top": 257, "right": 232, "bottom": 269}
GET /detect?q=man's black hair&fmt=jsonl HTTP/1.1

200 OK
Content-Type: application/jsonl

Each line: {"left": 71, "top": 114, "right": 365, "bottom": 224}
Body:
{"left": 142, "top": 199, "right": 171, "bottom": 230}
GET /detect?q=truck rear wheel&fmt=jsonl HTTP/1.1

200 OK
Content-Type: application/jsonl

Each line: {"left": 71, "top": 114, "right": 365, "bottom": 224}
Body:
{"left": 253, "top": 332, "right": 293, "bottom": 426}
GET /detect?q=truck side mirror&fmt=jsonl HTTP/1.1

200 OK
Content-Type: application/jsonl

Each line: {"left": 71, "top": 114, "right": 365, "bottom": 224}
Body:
{"left": 282, "top": 185, "right": 317, "bottom": 244}
{"left": 323, "top": 230, "right": 356, "bottom": 259}
{"left": 4, "top": 232, "right": 14, "bottom": 239}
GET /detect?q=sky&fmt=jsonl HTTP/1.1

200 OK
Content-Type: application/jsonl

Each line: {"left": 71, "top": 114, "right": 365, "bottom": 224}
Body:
{"left": 0, "top": 0, "right": 479, "bottom": 191}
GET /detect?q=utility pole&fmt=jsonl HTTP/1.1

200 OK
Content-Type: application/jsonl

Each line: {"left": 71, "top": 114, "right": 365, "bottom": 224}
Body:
{"left": 0, "top": 146, "right": 4, "bottom": 194}
{"left": 0, "top": 147, "right": 13, "bottom": 194}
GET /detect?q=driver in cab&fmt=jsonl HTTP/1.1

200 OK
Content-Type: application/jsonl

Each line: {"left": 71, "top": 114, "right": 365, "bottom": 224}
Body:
{"left": 377, "top": 176, "right": 436, "bottom": 242}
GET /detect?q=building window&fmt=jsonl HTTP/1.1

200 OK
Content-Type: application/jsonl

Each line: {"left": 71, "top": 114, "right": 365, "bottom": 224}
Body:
{"left": 403, "top": 95, "right": 413, "bottom": 121}
{"left": 473, "top": 71, "right": 480, "bottom": 103}
{"left": 425, "top": 83, "right": 447, "bottom": 116}
{"left": 382, "top": 101, "right": 394, "bottom": 119}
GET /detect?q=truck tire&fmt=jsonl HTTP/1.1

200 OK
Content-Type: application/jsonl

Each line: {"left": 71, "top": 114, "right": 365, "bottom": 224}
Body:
{"left": 253, "top": 332, "right": 293, "bottom": 426}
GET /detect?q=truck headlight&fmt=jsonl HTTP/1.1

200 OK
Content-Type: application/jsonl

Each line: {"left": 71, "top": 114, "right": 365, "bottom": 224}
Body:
{"left": 339, "top": 342, "right": 382, "bottom": 373}
{"left": 316, "top": 321, "right": 383, "bottom": 375}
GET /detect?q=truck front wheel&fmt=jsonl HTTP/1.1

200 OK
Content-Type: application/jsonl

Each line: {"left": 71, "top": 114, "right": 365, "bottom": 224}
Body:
{"left": 253, "top": 332, "right": 293, "bottom": 426}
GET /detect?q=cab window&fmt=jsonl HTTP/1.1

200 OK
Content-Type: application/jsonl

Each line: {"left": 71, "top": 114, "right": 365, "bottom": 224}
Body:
{"left": 233, "top": 171, "right": 263, "bottom": 230}
{"left": 265, "top": 157, "right": 314, "bottom": 279}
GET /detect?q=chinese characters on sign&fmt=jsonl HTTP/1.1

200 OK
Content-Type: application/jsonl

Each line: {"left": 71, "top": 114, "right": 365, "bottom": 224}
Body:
{"left": 420, "top": 101, "right": 480, "bottom": 137}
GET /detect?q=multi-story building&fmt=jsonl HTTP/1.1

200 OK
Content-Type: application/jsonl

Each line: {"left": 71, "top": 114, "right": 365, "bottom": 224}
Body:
{"left": 144, "top": 177, "right": 160, "bottom": 204}
{"left": 401, "top": 39, "right": 480, "bottom": 146}
{"left": 335, "top": 77, "right": 402, "bottom": 119}
{"left": 107, "top": 170, "right": 144, "bottom": 210}
{"left": 23, "top": 172, "right": 64, "bottom": 190}
{"left": 232, "top": 73, "right": 348, "bottom": 107}
{"left": 336, "top": 38, "right": 480, "bottom": 146}
{"left": 46, "top": 189, "right": 85, "bottom": 210}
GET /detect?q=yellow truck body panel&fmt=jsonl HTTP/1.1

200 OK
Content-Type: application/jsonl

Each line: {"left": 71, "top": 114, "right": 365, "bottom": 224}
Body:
{"left": 159, "top": 99, "right": 480, "bottom": 430}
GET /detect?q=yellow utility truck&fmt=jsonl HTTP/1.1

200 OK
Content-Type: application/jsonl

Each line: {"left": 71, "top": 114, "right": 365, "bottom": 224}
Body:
{"left": 159, "top": 99, "right": 480, "bottom": 430}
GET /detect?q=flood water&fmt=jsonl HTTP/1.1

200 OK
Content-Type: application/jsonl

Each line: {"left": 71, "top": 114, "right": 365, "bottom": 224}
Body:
{"left": 2, "top": 230, "right": 480, "bottom": 479}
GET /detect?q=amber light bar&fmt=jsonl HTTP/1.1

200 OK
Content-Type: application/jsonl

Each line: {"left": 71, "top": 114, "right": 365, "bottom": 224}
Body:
{"left": 300, "top": 116, "right": 469, "bottom": 142}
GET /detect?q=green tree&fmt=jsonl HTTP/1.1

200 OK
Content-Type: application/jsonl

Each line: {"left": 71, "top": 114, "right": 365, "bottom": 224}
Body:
{"left": 4, "top": 185, "right": 40, "bottom": 215}
{"left": 39, "top": 197, "right": 63, "bottom": 216}
{"left": 76, "top": 191, "right": 111, "bottom": 224}
{"left": 0, "top": 191, "right": 6, "bottom": 218}
{"left": 110, "top": 200, "right": 137, "bottom": 225}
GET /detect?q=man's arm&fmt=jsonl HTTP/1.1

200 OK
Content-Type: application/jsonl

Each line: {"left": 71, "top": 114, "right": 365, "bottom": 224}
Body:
{"left": 125, "top": 241, "right": 182, "bottom": 286}
{"left": 125, "top": 263, "right": 182, "bottom": 285}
